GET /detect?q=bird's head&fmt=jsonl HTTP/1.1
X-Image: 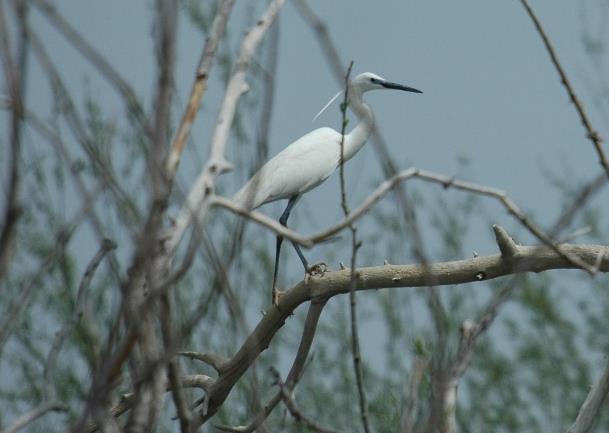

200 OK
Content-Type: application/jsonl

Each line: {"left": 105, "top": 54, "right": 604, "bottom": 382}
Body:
{"left": 350, "top": 72, "right": 422, "bottom": 94}
{"left": 312, "top": 72, "right": 422, "bottom": 122}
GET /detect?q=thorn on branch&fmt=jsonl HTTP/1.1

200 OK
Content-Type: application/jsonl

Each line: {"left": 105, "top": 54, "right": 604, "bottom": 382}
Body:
{"left": 492, "top": 224, "right": 518, "bottom": 259}
{"left": 592, "top": 250, "right": 606, "bottom": 274}
{"left": 459, "top": 319, "right": 476, "bottom": 341}
{"left": 442, "top": 176, "right": 455, "bottom": 189}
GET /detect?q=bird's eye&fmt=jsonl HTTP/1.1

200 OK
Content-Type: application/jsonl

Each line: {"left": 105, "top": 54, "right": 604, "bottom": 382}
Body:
{"left": 370, "top": 78, "right": 377, "bottom": 83}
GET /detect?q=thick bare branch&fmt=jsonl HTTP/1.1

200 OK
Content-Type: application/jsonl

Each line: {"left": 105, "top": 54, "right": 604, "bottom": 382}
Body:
{"left": 308, "top": 168, "right": 596, "bottom": 273}
{"left": 192, "top": 232, "right": 609, "bottom": 426}
{"left": 165, "top": 0, "right": 236, "bottom": 179}
{"left": 219, "top": 167, "right": 598, "bottom": 274}
{"left": 215, "top": 299, "right": 328, "bottom": 433}
{"left": 150, "top": 0, "right": 177, "bottom": 197}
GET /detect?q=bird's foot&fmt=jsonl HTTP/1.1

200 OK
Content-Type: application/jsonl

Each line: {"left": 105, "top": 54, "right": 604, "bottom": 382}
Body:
{"left": 306, "top": 262, "right": 328, "bottom": 277}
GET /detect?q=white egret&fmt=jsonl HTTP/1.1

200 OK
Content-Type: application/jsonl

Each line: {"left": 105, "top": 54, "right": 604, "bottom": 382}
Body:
{"left": 233, "top": 72, "right": 422, "bottom": 304}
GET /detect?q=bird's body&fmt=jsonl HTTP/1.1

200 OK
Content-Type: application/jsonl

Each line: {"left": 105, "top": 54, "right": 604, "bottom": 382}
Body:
{"left": 233, "top": 72, "right": 422, "bottom": 305}
{"left": 233, "top": 127, "right": 341, "bottom": 209}
{"left": 234, "top": 121, "right": 371, "bottom": 210}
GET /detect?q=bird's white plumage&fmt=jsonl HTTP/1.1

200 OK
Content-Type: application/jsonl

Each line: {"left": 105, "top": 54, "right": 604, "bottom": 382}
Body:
{"left": 233, "top": 127, "right": 342, "bottom": 209}
{"left": 232, "top": 72, "right": 421, "bottom": 211}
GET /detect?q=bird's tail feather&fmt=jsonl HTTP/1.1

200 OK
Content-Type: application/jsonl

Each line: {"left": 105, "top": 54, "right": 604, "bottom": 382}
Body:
{"left": 232, "top": 183, "right": 259, "bottom": 211}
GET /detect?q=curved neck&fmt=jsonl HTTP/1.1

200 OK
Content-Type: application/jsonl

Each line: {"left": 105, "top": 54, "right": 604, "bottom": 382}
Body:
{"left": 342, "top": 87, "right": 374, "bottom": 162}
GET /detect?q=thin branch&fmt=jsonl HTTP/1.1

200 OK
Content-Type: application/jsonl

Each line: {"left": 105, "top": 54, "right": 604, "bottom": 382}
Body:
{"left": 21, "top": 109, "right": 124, "bottom": 291}
{"left": 164, "top": 0, "right": 236, "bottom": 180}
{"left": 270, "top": 368, "right": 343, "bottom": 433}
{"left": 566, "top": 356, "right": 609, "bottom": 433}
{"left": 550, "top": 171, "right": 607, "bottom": 235}
{"left": 220, "top": 167, "right": 601, "bottom": 272}
{"left": 1, "top": 400, "right": 68, "bottom": 433}
{"left": 338, "top": 61, "right": 371, "bottom": 433}
{"left": 43, "top": 239, "right": 116, "bottom": 401}
{"left": 0, "top": 231, "right": 70, "bottom": 357}
{"left": 160, "top": 293, "right": 192, "bottom": 433}
{"left": 294, "top": 0, "right": 449, "bottom": 371}
{"left": 85, "top": 375, "right": 214, "bottom": 433}
{"left": 29, "top": 28, "right": 141, "bottom": 229}
{"left": 520, "top": 0, "right": 609, "bottom": 180}
{"left": 441, "top": 275, "right": 524, "bottom": 431}
{"left": 307, "top": 168, "right": 597, "bottom": 274}
{"left": 0, "top": 0, "right": 28, "bottom": 280}
{"left": 254, "top": 13, "right": 279, "bottom": 166}
{"left": 400, "top": 353, "right": 428, "bottom": 433}
{"left": 178, "top": 351, "right": 229, "bottom": 374}
{"left": 215, "top": 299, "right": 328, "bottom": 433}
{"left": 210, "top": 195, "right": 312, "bottom": 247}
{"left": 150, "top": 0, "right": 178, "bottom": 198}
{"left": 30, "top": 0, "right": 149, "bottom": 134}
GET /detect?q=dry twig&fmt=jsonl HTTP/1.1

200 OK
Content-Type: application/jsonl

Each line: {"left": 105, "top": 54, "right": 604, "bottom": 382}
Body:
{"left": 215, "top": 299, "right": 328, "bottom": 433}
{"left": 520, "top": 0, "right": 609, "bottom": 180}
{"left": 44, "top": 239, "right": 117, "bottom": 400}
{"left": 338, "top": 61, "right": 371, "bottom": 433}
{"left": 31, "top": 0, "right": 149, "bottom": 133}
{"left": 165, "top": 0, "right": 236, "bottom": 179}
{"left": 270, "top": 368, "right": 343, "bottom": 433}
{"left": 1, "top": 400, "right": 68, "bottom": 433}
{"left": 566, "top": 357, "right": 609, "bottom": 433}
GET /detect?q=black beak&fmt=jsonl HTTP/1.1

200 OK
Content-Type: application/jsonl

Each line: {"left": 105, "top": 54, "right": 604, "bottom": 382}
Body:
{"left": 381, "top": 81, "right": 423, "bottom": 94}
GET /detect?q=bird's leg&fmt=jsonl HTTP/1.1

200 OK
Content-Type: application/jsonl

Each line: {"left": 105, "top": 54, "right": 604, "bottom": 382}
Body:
{"left": 272, "top": 195, "right": 300, "bottom": 306}
{"left": 272, "top": 234, "right": 284, "bottom": 306}
{"left": 291, "top": 242, "right": 309, "bottom": 270}
{"left": 291, "top": 240, "right": 329, "bottom": 278}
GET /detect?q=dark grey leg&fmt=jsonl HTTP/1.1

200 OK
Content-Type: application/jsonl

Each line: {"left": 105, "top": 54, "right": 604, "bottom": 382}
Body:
{"left": 272, "top": 195, "right": 308, "bottom": 305}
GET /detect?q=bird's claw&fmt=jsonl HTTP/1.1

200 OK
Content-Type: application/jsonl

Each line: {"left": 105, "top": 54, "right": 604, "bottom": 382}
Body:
{"left": 306, "top": 262, "right": 328, "bottom": 277}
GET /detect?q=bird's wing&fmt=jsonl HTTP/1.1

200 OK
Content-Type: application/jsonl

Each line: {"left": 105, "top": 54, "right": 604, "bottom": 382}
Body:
{"left": 233, "top": 127, "right": 342, "bottom": 209}
{"left": 261, "top": 127, "right": 342, "bottom": 201}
